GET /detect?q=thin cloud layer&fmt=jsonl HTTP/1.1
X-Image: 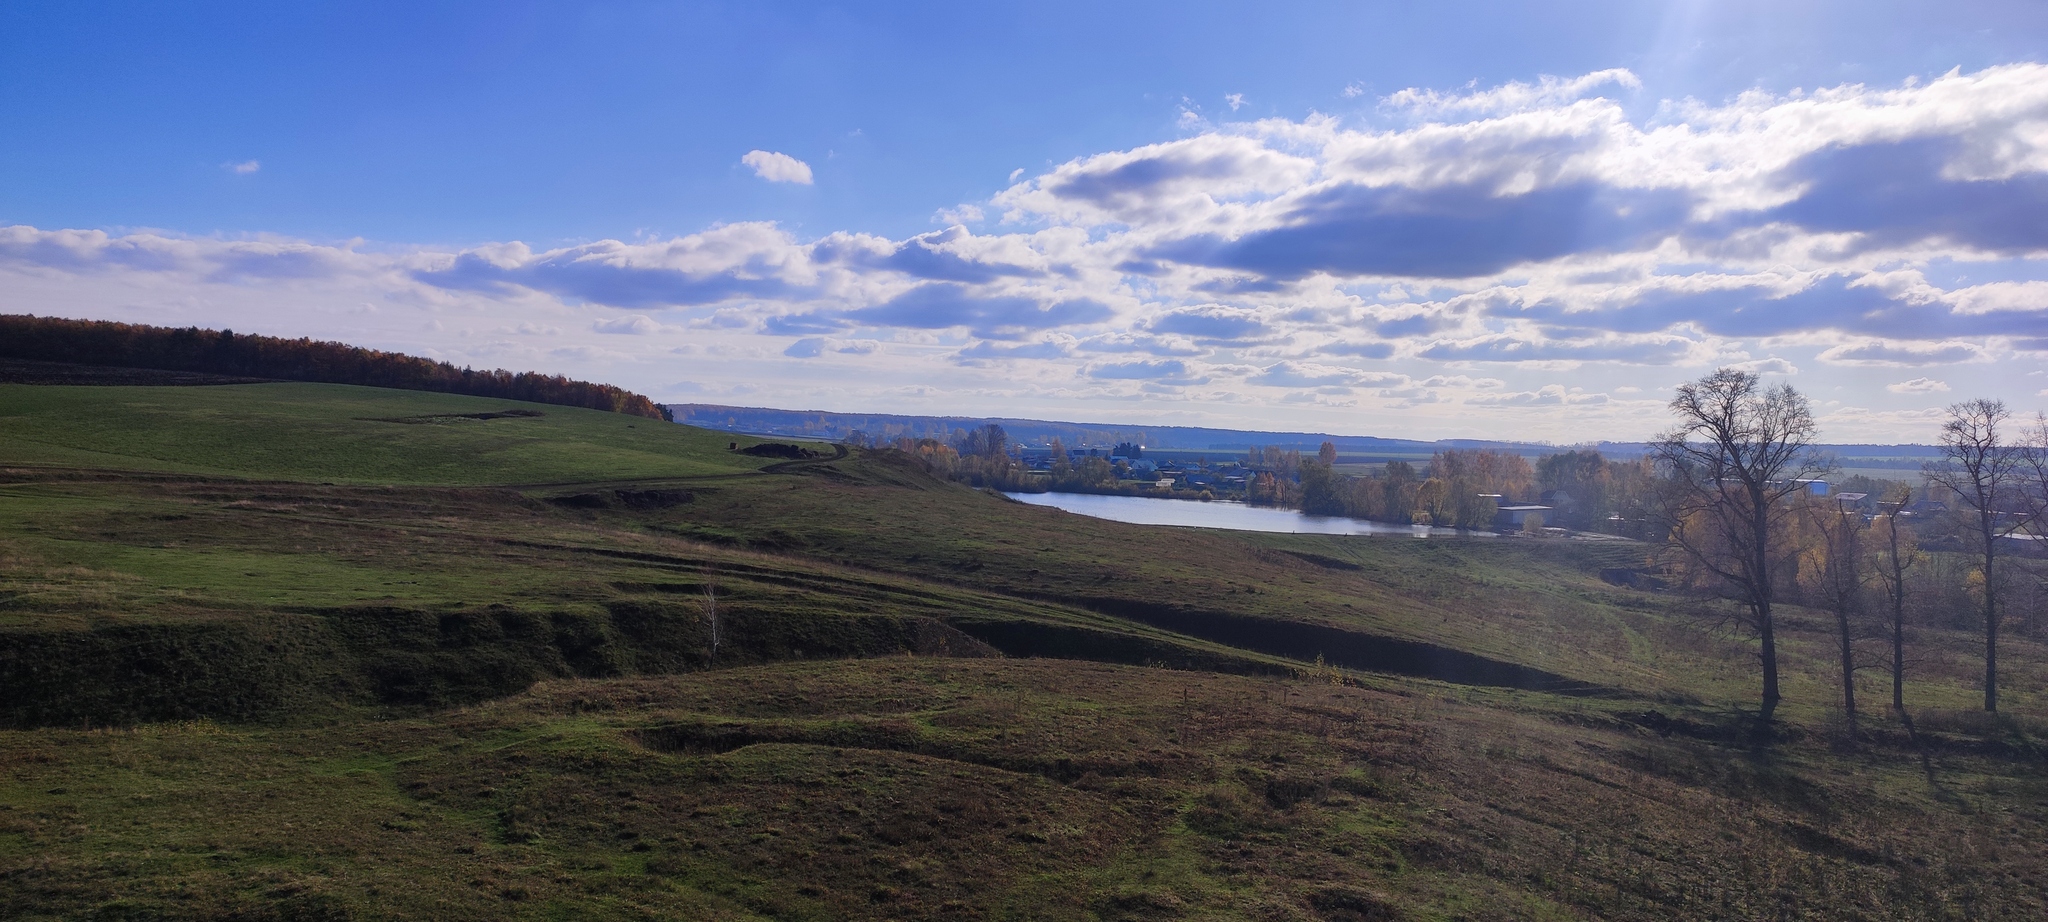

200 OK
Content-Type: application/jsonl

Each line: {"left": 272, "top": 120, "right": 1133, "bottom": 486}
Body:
{"left": 9, "top": 65, "right": 2048, "bottom": 441}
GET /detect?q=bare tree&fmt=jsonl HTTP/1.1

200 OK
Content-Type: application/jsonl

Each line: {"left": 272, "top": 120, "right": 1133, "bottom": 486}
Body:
{"left": 1800, "top": 491, "right": 1869, "bottom": 733}
{"left": 1653, "top": 369, "right": 1824, "bottom": 723}
{"left": 1924, "top": 399, "right": 2025, "bottom": 712}
{"left": 1873, "top": 486, "right": 1919, "bottom": 713}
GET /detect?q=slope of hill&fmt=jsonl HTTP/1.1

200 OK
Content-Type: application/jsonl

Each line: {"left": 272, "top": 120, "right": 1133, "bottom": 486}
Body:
{"left": 2, "top": 380, "right": 2046, "bottom": 920}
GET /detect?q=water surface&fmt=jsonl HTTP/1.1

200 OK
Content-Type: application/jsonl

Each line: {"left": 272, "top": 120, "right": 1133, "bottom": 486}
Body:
{"left": 1003, "top": 491, "right": 1468, "bottom": 537}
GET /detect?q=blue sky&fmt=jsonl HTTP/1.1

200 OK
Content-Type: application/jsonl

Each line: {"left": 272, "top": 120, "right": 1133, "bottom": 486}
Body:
{"left": 6, "top": 1, "right": 2048, "bottom": 442}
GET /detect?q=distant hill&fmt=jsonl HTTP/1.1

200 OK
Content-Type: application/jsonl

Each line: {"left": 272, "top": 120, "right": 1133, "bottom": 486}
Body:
{"left": 668, "top": 403, "right": 1642, "bottom": 459}
{"left": 0, "top": 313, "right": 668, "bottom": 419}
{"left": 666, "top": 403, "right": 1942, "bottom": 465}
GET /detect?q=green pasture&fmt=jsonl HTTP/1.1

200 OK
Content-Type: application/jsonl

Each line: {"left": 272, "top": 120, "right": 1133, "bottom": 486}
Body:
{"left": 0, "top": 382, "right": 769, "bottom": 484}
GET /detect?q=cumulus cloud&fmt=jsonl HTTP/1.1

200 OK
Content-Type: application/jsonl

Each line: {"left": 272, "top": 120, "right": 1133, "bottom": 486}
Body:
{"left": 994, "top": 134, "right": 1314, "bottom": 225}
{"left": 1887, "top": 377, "right": 1951, "bottom": 394}
{"left": 818, "top": 225, "right": 1049, "bottom": 283}
{"left": 742, "top": 150, "right": 814, "bottom": 184}
{"left": 413, "top": 223, "right": 815, "bottom": 308}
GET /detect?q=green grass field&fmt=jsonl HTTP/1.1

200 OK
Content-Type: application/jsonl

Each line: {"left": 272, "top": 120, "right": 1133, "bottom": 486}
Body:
{"left": 3, "top": 380, "right": 2047, "bottom": 920}
{"left": 0, "top": 382, "right": 764, "bottom": 484}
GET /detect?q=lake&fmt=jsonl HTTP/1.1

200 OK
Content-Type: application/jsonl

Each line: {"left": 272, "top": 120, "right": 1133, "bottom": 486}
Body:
{"left": 1002, "top": 491, "right": 1470, "bottom": 537}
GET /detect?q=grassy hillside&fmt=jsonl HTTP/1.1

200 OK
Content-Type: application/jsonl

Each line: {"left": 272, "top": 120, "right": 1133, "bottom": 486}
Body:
{"left": 0, "top": 383, "right": 753, "bottom": 484}
{"left": 4, "top": 381, "right": 2048, "bottom": 919}
{"left": 7, "top": 661, "right": 2046, "bottom": 920}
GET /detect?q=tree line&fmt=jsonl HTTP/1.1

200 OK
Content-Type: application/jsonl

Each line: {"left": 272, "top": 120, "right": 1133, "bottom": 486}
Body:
{"left": 0, "top": 314, "right": 668, "bottom": 420}
{"left": 1651, "top": 371, "right": 2048, "bottom": 728}
{"left": 1231, "top": 441, "right": 1661, "bottom": 533}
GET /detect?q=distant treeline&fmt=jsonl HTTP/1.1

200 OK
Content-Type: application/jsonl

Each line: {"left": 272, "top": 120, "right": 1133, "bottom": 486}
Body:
{"left": 0, "top": 315, "right": 668, "bottom": 420}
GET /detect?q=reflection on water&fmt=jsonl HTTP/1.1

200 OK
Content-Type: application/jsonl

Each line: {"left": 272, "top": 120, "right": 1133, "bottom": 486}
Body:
{"left": 1002, "top": 491, "right": 1469, "bottom": 537}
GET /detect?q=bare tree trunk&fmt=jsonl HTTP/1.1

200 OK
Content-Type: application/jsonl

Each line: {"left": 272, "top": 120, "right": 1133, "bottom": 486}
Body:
{"left": 1874, "top": 496, "right": 1915, "bottom": 714}
{"left": 1804, "top": 497, "right": 1868, "bottom": 734}
{"left": 1984, "top": 539, "right": 1998, "bottom": 713}
{"left": 1891, "top": 591, "right": 1906, "bottom": 713}
{"left": 1753, "top": 499, "right": 1781, "bottom": 723}
{"left": 1836, "top": 605, "right": 1856, "bottom": 731}
{"left": 1757, "top": 601, "right": 1780, "bottom": 721}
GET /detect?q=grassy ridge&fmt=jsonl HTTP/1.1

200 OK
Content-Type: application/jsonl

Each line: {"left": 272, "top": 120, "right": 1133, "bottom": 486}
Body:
{"left": 0, "top": 383, "right": 754, "bottom": 484}
{"left": 0, "top": 473, "right": 1285, "bottom": 726}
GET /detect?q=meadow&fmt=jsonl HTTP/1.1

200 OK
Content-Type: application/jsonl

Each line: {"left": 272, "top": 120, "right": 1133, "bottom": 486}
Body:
{"left": 3, "top": 381, "right": 2046, "bottom": 920}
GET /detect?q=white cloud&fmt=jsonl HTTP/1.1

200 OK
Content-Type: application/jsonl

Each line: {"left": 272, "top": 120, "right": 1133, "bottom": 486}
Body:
{"left": 592, "top": 314, "right": 667, "bottom": 335}
{"left": 1887, "top": 377, "right": 1951, "bottom": 394}
{"left": 1725, "top": 357, "right": 1800, "bottom": 375}
{"left": 1466, "top": 385, "right": 1610, "bottom": 407}
{"left": 1381, "top": 68, "right": 1641, "bottom": 117}
{"left": 993, "top": 133, "right": 1314, "bottom": 225}
{"left": 741, "top": 150, "right": 814, "bottom": 184}
{"left": 1945, "top": 279, "right": 2048, "bottom": 315}
{"left": 1816, "top": 339, "right": 1986, "bottom": 366}
{"left": 934, "top": 203, "right": 984, "bottom": 224}
{"left": 223, "top": 160, "right": 261, "bottom": 175}
{"left": 1248, "top": 361, "right": 1406, "bottom": 389}
{"left": 1225, "top": 93, "right": 1246, "bottom": 111}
